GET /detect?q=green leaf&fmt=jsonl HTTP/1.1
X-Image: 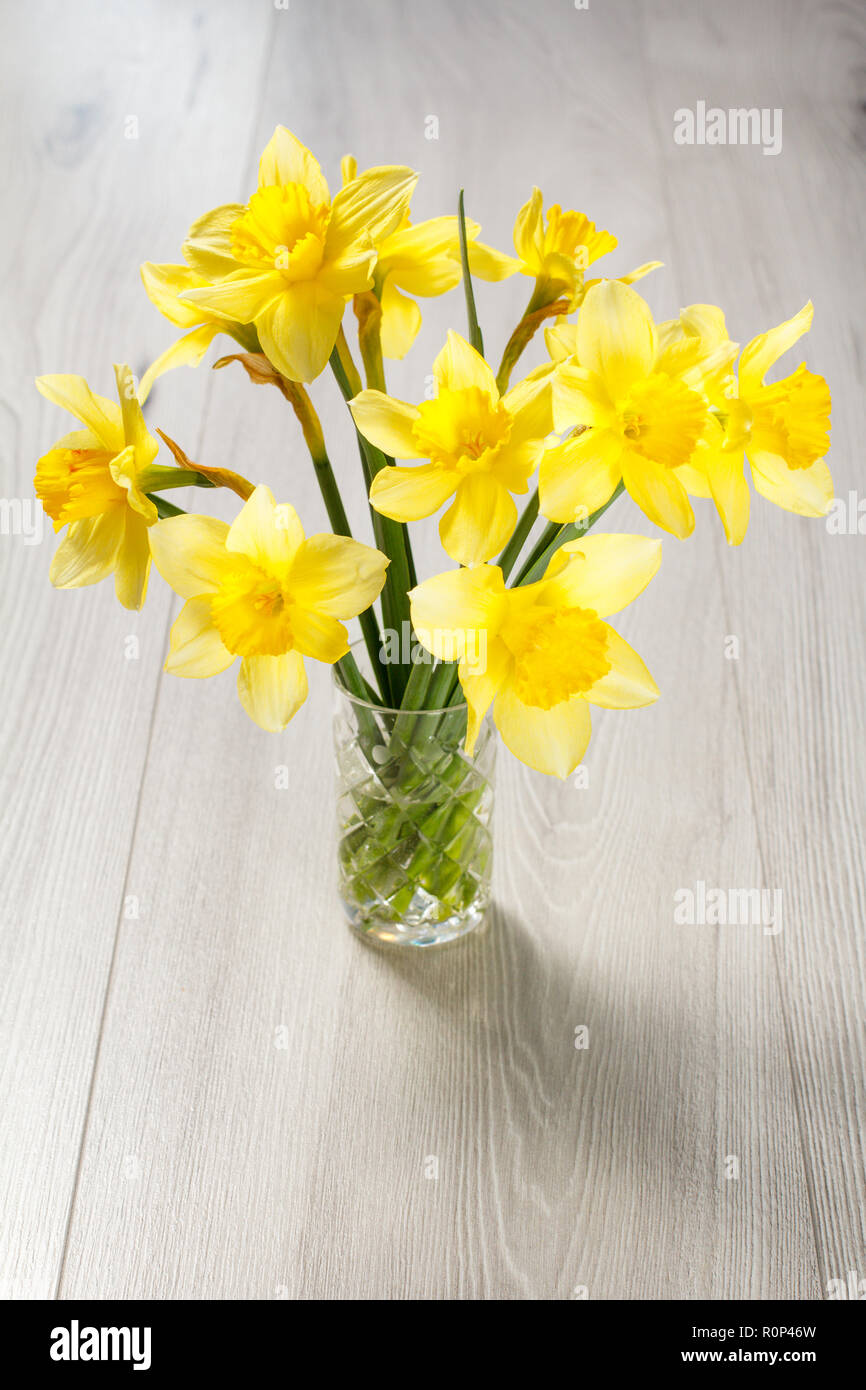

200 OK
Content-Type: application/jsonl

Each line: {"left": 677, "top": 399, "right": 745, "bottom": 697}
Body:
{"left": 457, "top": 190, "right": 484, "bottom": 357}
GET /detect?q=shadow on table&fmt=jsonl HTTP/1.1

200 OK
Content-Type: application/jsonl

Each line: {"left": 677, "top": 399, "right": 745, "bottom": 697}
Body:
{"left": 299, "top": 899, "right": 712, "bottom": 1297}
{"left": 369, "top": 898, "right": 699, "bottom": 1190}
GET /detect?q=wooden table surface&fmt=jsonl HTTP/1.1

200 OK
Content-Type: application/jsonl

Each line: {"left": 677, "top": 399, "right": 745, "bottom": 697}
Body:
{"left": 2, "top": 0, "right": 864, "bottom": 1300}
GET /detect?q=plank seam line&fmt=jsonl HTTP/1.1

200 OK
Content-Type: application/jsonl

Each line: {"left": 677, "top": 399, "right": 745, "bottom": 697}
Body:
{"left": 52, "top": 5, "right": 281, "bottom": 1299}
{"left": 52, "top": 603, "right": 173, "bottom": 1299}
{"left": 633, "top": 0, "right": 825, "bottom": 1296}
{"left": 716, "top": 545, "right": 828, "bottom": 1298}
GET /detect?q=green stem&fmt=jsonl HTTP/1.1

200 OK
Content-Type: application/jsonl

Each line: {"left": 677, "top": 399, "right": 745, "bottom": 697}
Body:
{"left": 496, "top": 488, "right": 539, "bottom": 580}
{"left": 333, "top": 323, "right": 363, "bottom": 397}
{"left": 399, "top": 655, "right": 439, "bottom": 711}
{"left": 351, "top": 308, "right": 418, "bottom": 592}
{"left": 428, "top": 661, "right": 460, "bottom": 710}
{"left": 514, "top": 480, "right": 627, "bottom": 587}
{"left": 310, "top": 448, "right": 389, "bottom": 703}
{"left": 148, "top": 494, "right": 186, "bottom": 518}
{"left": 140, "top": 465, "right": 216, "bottom": 492}
{"left": 329, "top": 332, "right": 415, "bottom": 702}
{"left": 277, "top": 376, "right": 388, "bottom": 703}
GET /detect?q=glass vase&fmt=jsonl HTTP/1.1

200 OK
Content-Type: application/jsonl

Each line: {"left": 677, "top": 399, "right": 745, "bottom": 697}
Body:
{"left": 333, "top": 665, "right": 496, "bottom": 949}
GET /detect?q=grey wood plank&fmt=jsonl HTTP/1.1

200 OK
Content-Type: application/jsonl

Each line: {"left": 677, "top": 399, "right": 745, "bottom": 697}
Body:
{"left": 0, "top": 0, "right": 271, "bottom": 1299}
{"left": 59, "top": 0, "right": 818, "bottom": 1298}
{"left": 640, "top": 0, "right": 866, "bottom": 1298}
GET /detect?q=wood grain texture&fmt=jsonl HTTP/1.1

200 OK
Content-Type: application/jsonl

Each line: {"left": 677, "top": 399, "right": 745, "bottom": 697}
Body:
{"left": 0, "top": 0, "right": 274, "bottom": 1299}
{"left": 640, "top": 0, "right": 866, "bottom": 1294}
{"left": 1, "top": 0, "right": 862, "bottom": 1300}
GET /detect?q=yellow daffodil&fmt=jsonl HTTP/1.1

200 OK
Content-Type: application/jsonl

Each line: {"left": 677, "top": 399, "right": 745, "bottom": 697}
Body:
{"left": 373, "top": 214, "right": 516, "bottom": 359}
{"left": 349, "top": 331, "right": 553, "bottom": 566}
{"left": 149, "top": 485, "right": 388, "bottom": 731}
{"left": 338, "top": 155, "right": 514, "bottom": 360}
{"left": 642, "top": 302, "right": 746, "bottom": 536}
{"left": 490, "top": 187, "right": 662, "bottom": 311}
{"left": 34, "top": 365, "right": 159, "bottom": 609}
{"left": 543, "top": 280, "right": 727, "bottom": 538}
{"left": 410, "top": 533, "right": 661, "bottom": 778}
{"left": 547, "top": 301, "right": 737, "bottom": 390}
{"left": 612, "top": 300, "right": 829, "bottom": 546}
{"left": 709, "top": 302, "right": 832, "bottom": 539}
{"left": 139, "top": 262, "right": 259, "bottom": 401}
{"left": 544, "top": 317, "right": 580, "bottom": 364}
{"left": 176, "top": 126, "right": 416, "bottom": 383}
{"left": 655, "top": 303, "right": 738, "bottom": 397}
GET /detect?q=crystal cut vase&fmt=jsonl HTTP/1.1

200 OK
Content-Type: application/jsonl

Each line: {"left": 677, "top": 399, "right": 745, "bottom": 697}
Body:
{"left": 333, "top": 669, "right": 495, "bottom": 948}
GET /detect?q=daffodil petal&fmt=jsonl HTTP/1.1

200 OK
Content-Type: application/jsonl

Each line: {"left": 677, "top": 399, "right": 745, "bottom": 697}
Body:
{"left": 257, "top": 125, "right": 329, "bottom": 203}
{"left": 552, "top": 364, "right": 615, "bottom": 432}
{"left": 680, "top": 303, "right": 730, "bottom": 344}
{"left": 439, "top": 474, "right": 517, "bottom": 566}
{"left": 513, "top": 187, "right": 545, "bottom": 273}
{"left": 114, "top": 364, "right": 157, "bottom": 469}
{"left": 139, "top": 323, "right": 222, "bottom": 403}
{"left": 149, "top": 513, "right": 230, "bottom": 598}
{"left": 140, "top": 262, "right": 207, "bottom": 328}
{"left": 256, "top": 281, "right": 345, "bottom": 383}
{"left": 433, "top": 329, "right": 498, "bottom": 399}
{"left": 673, "top": 462, "right": 713, "bottom": 498}
{"left": 349, "top": 389, "right": 421, "bottom": 458}
{"left": 287, "top": 607, "right": 349, "bottom": 664}
{"left": 748, "top": 449, "right": 833, "bottom": 518}
{"left": 707, "top": 449, "right": 750, "bottom": 544}
{"left": 545, "top": 318, "right": 580, "bottom": 363}
{"left": 493, "top": 687, "right": 591, "bottom": 779}
{"left": 492, "top": 438, "right": 544, "bottom": 493}
{"left": 586, "top": 626, "right": 658, "bottom": 708}
{"left": 36, "top": 375, "right": 123, "bottom": 452}
{"left": 378, "top": 280, "right": 423, "bottom": 359}
{"left": 739, "top": 301, "right": 813, "bottom": 395}
{"left": 369, "top": 463, "right": 456, "bottom": 522}
{"left": 545, "top": 533, "right": 661, "bottom": 618}
{"left": 287, "top": 533, "right": 388, "bottom": 618}
{"left": 544, "top": 251, "right": 578, "bottom": 298}
{"left": 326, "top": 166, "right": 417, "bottom": 259}
{"left": 49, "top": 508, "right": 126, "bottom": 589}
{"left": 577, "top": 279, "right": 657, "bottom": 398}
{"left": 616, "top": 260, "right": 663, "bottom": 287}
{"left": 378, "top": 214, "right": 471, "bottom": 274}
{"left": 318, "top": 242, "right": 375, "bottom": 297}
{"left": 503, "top": 372, "right": 554, "bottom": 442}
{"left": 466, "top": 240, "right": 521, "bottom": 281}
{"left": 539, "top": 429, "right": 622, "bottom": 524}
{"left": 165, "top": 596, "right": 235, "bottom": 677}
{"left": 410, "top": 565, "right": 506, "bottom": 661}
{"left": 181, "top": 270, "right": 285, "bottom": 326}
{"left": 226, "top": 485, "right": 304, "bottom": 570}
{"left": 380, "top": 216, "right": 468, "bottom": 295}
{"left": 460, "top": 637, "right": 512, "bottom": 756}
{"left": 621, "top": 452, "right": 695, "bottom": 539}
{"left": 182, "top": 203, "right": 246, "bottom": 280}
{"left": 113, "top": 511, "right": 152, "bottom": 610}
{"left": 237, "top": 651, "right": 308, "bottom": 732}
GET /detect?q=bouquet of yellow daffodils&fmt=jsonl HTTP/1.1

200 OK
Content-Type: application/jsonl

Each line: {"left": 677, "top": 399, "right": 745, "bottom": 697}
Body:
{"left": 34, "top": 126, "right": 832, "bottom": 945}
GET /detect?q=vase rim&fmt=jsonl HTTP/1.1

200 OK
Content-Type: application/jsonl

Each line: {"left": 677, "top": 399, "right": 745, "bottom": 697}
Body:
{"left": 334, "top": 639, "right": 468, "bottom": 716}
